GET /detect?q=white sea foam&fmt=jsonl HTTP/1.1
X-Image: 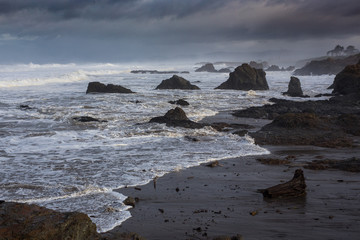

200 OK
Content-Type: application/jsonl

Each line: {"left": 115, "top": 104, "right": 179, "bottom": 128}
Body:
{"left": 0, "top": 63, "right": 334, "bottom": 232}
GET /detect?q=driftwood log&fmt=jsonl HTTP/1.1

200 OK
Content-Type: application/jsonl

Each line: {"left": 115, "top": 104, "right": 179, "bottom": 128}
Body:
{"left": 259, "top": 169, "right": 306, "bottom": 198}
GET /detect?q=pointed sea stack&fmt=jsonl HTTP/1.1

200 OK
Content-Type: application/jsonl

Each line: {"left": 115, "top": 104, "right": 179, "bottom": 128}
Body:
{"left": 195, "top": 63, "right": 217, "bottom": 72}
{"left": 215, "top": 64, "right": 269, "bottom": 90}
{"left": 283, "top": 76, "right": 306, "bottom": 97}
{"left": 155, "top": 75, "right": 200, "bottom": 90}
{"left": 86, "top": 82, "right": 134, "bottom": 94}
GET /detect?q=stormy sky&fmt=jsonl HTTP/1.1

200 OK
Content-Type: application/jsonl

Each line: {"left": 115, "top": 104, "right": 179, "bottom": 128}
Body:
{"left": 0, "top": 0, "right": 359, "bottom": 64}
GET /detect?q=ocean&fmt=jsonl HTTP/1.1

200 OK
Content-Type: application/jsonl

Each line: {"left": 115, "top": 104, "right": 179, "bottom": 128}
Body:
{"left": 0, "top": 62, "right": 334, "bottom": 232}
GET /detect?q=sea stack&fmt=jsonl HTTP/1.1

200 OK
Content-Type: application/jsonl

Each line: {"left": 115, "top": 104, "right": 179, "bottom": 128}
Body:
{"left": 215, "top": 64, "right": 269, "bottom": 90}
{"left": 155, "top": 75, "right": 200, "bottom": 90}
{"left": 283, "top": 76, "right": 305, "bottom": 97}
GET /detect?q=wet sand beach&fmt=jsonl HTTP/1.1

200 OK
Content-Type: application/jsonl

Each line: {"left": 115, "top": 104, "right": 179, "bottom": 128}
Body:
{"left": 106, "top": 114, "right": 360, "bottom": 240}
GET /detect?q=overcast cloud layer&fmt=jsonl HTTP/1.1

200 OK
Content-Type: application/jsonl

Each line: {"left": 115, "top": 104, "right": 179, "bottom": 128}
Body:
{"left": 0, "top": 0, "right": 359, "bottom": 64}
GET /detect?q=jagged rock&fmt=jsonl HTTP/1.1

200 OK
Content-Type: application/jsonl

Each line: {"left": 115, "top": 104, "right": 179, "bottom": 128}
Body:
{"left": 293, "top": 54, "right": 360, "bottom": 76}
{"left": 0, "top": 202, "right": 100, "bottom": 240}
{"left": 258, "top": 169, "right": 306, "bottom": 198}
{"left": 215, "top": 64, "right": 269, "bottom": 90}
{"left": 86, "top": 82, "right": 134, "bottom": 94}
{"left": 195, "top": 63, "right": 217, "bottom": 72}
{"left": 155, "top": 75, "right": 200, "bottom": 90}
{"left": 283, "top": 76, "right": 307, "bottom": 97}
{"left": 332, "top": 59, "right": 360, "bottom": 95}
{"left": 168, "top": 99, "right": 190, "bottom": 106}
{"left": 123, "top": 197, "right": 136, "bottom": 208}
{"left": 149, "top": 107, "right": 203, "bottom": 129}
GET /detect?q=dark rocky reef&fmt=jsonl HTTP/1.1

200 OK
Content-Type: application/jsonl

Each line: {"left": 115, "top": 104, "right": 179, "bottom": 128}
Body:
{"left": 293, "top": 54, "right": 360, "bottom": 76}
{"left": 249, "top": 113, "right": 355, "bottom": 148}
{"left": 283, "top": 76, "right": 308, "bottom": 97}
{"left": 149, "top": 107, "right": 203, "bottom": 129}
{"left": 131, "top": 70, "right": 189, "bottom": 74}
{"left": 86, "top": 82, "right": 134, "bottom": 94}
{"left": 155, "top": 75, "right": 200, "bottom": 90}
{"left": 0, "top": 201, "right": 100, "bottom": 240}
{"left": 332, "top": 59, "right": 360, "bottom": 95}
{"left": 168, "top": 99, "right": 190, "bottom": 106}
{"left": 215, "top": 64, "right": 269, "bottom": 90}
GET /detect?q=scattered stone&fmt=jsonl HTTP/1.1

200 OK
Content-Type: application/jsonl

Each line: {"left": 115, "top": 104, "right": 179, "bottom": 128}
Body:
{"left": 19, "top": 104, "right": 33, "bottom": 110}
{"left": 213, "top": 234, "right": 243, "bottom": 240}
{"left": 258, "top": 169, "right": 306, "bottom": 198}
{"left": 0, "top": 202, "right": 100, "bottom": 240}
{"left": 123, "top": 197, "right": 136, "bottom": 208}
{"left": 215, "top": 64, "right": 269, "bottom": 90}
{"left": 257, "top": 158, "right": 291, "bottom": 165}
{"left": 86, "top": 81, "right": 134, "bottom": 94}
{"left": 168, "top": 99, "right": 190, "bottom": 106}
{"left": 249, "top": 210, "right": 258, "bottom": 216}
{"left": 184, "top": 136, "right": 200, "bottom": 142}
{"left": 206, "top": 160, "right": 221, "bottom": 168}
{"left": 158, "top": 209, "right": 164, "bottom": 214}
{"left": 155, "top": 75, "right": 200, "bottom": 90}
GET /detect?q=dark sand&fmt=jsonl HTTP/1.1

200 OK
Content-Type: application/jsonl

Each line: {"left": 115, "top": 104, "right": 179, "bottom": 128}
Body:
{"left": 107, "top": 114, "right": 360, "bottom": 240}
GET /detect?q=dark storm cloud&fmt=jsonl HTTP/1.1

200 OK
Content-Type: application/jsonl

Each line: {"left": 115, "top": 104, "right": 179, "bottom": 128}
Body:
{"left": 1, "top": 0, "right": 359, "bottom": 40}
{"left": 0, "top": 0, "right": 359, "bottom": 63}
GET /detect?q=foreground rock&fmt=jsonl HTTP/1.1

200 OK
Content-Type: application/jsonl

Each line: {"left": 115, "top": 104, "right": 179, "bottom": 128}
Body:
{"left": 149, "top": 107, "right": 203, "bottom": 128}
{"left": 258, "top": 169, "right": 306, "bottom": 199}
{"left": 293, "top": 53, "right": 360, "bottom": 76}
{"left": 332, "top": 59, "right": 360, "bottom": 95}
{"left": 283, "top": 76, "right": 307, "bottom": 97}
{"left": 0, "top": 201, "right": 100, "bottom": 240}
{"left": 155, "top": 75, "right": 200, "bottom": 90}
{"left": 215, "top": 64, "right": 269, "bottom": 90}
{"left": 86, "top": 82, "right": 134, "bottom": 94}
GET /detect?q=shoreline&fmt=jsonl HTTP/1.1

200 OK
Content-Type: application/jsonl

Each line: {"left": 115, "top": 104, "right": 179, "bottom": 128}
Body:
{"left": 106, "top": 144, "right": 360, "bottom": 239}
{"left": 104, "top": 112, "right": 360, "bottom": 239}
